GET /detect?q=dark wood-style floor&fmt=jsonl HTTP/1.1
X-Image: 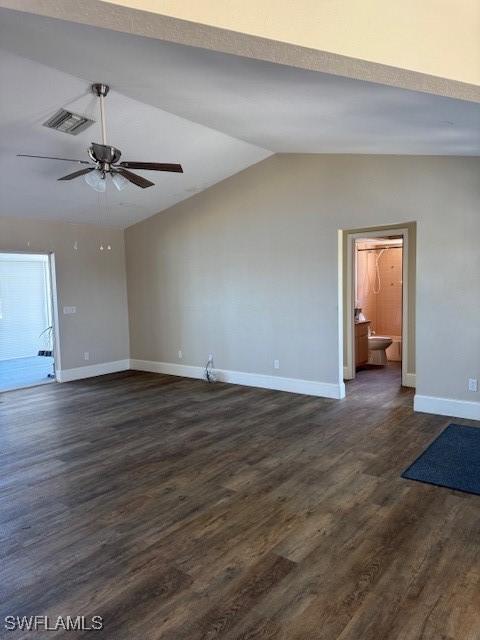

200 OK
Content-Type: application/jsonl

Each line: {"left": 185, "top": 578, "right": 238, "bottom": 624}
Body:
{"left": 1, "top": 364, "right": 479, "bottom": 639}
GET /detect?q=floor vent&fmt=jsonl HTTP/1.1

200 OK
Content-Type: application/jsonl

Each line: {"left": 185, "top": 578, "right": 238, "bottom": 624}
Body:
{"left": 43, "top": 109, "right": 94, "bottom": 135}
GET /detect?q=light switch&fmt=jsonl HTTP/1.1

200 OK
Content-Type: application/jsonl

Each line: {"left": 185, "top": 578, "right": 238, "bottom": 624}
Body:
{"left": 63, "top": 306, "right": 76, "bottom": 314}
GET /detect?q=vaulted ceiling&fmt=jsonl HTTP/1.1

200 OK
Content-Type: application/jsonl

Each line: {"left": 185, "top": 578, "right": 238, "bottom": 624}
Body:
{"left": 1, "top": 7, "right": 479, "bottom": 228}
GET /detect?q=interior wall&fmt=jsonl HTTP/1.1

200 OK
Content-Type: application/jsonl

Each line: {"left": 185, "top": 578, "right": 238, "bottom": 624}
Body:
{"left": 0, "top": 216, "right": 130, "bottom": 372}
{"left": 125, "top": 154, "right": 480, "bottom": 404}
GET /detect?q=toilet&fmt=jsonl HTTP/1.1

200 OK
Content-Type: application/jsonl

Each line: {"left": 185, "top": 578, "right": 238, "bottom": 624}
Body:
{"left": 368, "top": 335, "right": 393, "bottom": 365}
{"left": 386, "top": 336, "right": 402, "bottom": 362}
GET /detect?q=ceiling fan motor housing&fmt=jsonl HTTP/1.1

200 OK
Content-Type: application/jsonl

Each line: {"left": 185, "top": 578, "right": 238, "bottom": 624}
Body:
{"left": 89, "top": 143, "right": 121, "bottom": 168}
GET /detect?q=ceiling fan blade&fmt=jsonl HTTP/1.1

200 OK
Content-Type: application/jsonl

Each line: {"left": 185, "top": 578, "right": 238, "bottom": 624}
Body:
{"left": 117, "top": 168, "right": 154, "bottom": 189}
{"left": 17, "top": 154, "right": 91, "bottom": 164}
{"left": 58, "top": 167, "right": 95, "bottom": 181}
{"left": 119, "top": 161, "right": 183, "bottom": 173}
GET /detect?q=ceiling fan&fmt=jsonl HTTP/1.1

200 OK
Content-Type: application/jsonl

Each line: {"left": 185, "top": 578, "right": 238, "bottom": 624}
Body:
{"left": 18, "top": 83, "right": 183, "bottom": 191}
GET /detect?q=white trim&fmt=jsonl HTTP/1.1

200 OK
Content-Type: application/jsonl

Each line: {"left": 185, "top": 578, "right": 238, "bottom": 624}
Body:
{"left": 414, "top": 394, "right": 480, "bottom": 421}
{"left": 131, "top": 359, "right": 203, "bottom": 379}
{"left": 130, "top": 359, "right": 345, "bottom": 399}
{"left": 57, "top": 359, "right": 130, "bottom": 382}
{"left": 343, "top": 227, "right": 413, "bottom": 387}
{"left": 49, "top": 253, "right": 62, "bottom": 378}
{"left": 344, "top": 232, "right": 355, "bottom": 380}
{"left": 337, "top": 230, "right": 345, "bottom": 389}
{"left": 403, "top": 372, "right": 416, "bottom": 388}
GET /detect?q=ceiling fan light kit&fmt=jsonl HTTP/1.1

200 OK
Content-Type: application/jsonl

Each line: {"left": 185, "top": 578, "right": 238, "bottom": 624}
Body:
{"left": 111, "top": 172, "right": 129, "bottom": 191}
{"left": 18, "top": 83, "right": 183, "bottom": 191}
{"left": 85, "top": 168, "right": 106, "bottom": 192}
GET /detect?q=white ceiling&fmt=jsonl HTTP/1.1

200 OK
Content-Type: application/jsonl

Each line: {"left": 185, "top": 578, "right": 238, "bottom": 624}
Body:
{"left": 0, "top": 8, "right": 479, "bottom": 227}
{"left": 0, "top": 50, "right": 270, "bottom": 227}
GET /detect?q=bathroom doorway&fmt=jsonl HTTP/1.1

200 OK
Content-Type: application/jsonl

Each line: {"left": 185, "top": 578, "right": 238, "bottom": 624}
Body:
{"left": 342, "top": 225, "right": 416, "bottom": 389}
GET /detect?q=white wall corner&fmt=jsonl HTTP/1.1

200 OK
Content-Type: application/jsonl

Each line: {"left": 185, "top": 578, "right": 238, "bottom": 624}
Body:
{"left": 130, "top": 359, "right": 344, "bottom": 399}
{"left": 414, "top": 394, "right": 480, "bottom": 421}
{"left": 56, "top": 359, "right": 130, "bottom": 383}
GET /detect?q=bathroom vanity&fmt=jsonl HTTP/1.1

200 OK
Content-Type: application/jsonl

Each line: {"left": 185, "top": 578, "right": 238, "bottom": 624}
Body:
{"left": 355, "top": 320, "right": 371, "bottom": 368}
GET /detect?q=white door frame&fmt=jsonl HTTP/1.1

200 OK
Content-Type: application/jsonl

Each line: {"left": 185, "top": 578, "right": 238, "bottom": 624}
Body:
{"left": 0, "top": 249, "right": 62, "bottom": 382}
{"left": 344, "top": 227, "right": 411, "bottom": 387}
{"left": 48, "top": 253, "right": 62, "bottom": 377}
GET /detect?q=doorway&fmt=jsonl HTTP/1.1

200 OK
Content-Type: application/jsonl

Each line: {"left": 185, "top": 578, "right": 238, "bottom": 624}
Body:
{"left": 0, "top": 253, "right": 57, "bottom": 391}
{"left": 342, "top": 225, "right": 416, "bottom": 390}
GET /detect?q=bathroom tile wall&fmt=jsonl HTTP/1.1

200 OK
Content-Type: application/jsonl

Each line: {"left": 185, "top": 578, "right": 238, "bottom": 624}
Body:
{"left": 356, "top": 244, "right": 402, "bottom": 337}
{"left": 356, "top": 244, "right": 377, "bottom": 328}
{"left": 377, "top": 247, "right": 402, "bottom": 336}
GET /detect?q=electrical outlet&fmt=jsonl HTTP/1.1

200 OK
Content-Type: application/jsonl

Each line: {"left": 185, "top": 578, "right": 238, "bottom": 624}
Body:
{"left": 178, "top": 350, "right": 183, "bottom": 359}
{"left": 63, "top": 306, "right": 76, "bottom": 314}
{"left": 84, "top": 352, "right": 89, "bottom": 361}
{"left": 468, "top": 378, "right": 478, "bottom": 392}
{"left": 273, "top": 359, "right": 280, "bottom": 370}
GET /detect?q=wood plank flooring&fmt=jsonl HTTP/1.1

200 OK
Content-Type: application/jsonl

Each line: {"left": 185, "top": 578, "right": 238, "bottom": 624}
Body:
{"left": 1, "top": 364, "right": 479, "bottom": 639}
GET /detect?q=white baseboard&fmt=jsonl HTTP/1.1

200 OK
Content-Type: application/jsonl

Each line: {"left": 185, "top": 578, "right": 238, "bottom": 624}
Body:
{"left": 57, "top": 359, "right": 130, "bottom": 383}
{"left": 130, "top": 359, "right": 345, "bottom": 400}
{"left": 414, "top": 394, "right": 480, "bottom": 421}
{"left": 130, "top": 359, "right": 204, "bottom": 379}
{"left": 403, "top": 372, "right": 416, "bottom": 388}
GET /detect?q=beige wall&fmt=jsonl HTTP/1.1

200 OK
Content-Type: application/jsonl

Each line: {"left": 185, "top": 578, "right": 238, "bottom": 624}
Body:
{"left": 104, "top": 0, "right": 480, "bottom": 86}
{"left": 3, "top": 1, "right": 478, "bottom": 101}
{"left": 0, "top": 216, "right": 130, "bottom": 372}
{"left": 126, "top": 154, "right": 479, "bottom": 403}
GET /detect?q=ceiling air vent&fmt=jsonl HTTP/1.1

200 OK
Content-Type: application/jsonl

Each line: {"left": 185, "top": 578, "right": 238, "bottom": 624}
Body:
{"left": 43, "top": 109, "right": 94, "bottom": 135}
